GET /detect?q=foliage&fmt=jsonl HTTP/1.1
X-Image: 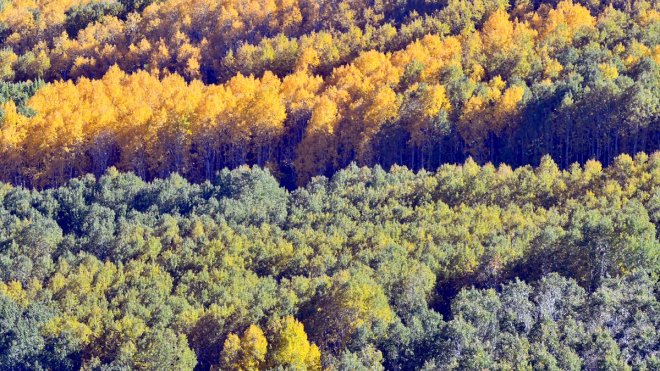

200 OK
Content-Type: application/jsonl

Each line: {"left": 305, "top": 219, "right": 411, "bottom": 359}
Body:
{"left": 0, "top": 0, "right": 659, "bottom": 368}
{"left": 0, "top": 0, "right": 656, "bottom": 186}
{"left": 0, "top": 156, "right": 657, "bottom": 368}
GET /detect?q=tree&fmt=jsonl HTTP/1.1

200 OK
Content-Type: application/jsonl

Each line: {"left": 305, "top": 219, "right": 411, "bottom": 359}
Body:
{"left": 220, "top": 325, "right": 268, "bottom": 371}
{"left": 134, "top": 329, "right": 197, "bottom": 370}
{"left": 269, "top": 316, "right": 321, "bottom": 370}
{"left": 305, "top": 269, "right": 394, "bottom": 353}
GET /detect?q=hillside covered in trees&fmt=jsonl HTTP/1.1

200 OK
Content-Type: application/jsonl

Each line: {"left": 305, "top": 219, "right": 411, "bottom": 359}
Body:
{"left": 0, "top": 0, "right": 659, "bottom": 369}
{"left": 0, "top": 154, "right": 659, "bottom": 369}
{"left": 0, "top": 0, "right": 657, "bottom": 187}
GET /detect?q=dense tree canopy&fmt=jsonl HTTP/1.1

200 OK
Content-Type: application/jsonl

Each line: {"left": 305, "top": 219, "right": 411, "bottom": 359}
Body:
{"left": 0, "top": 155, "right": 658, "bottom": 369}
{"left": 0, "top": 0, "right": 657, "bottom": 187}
{"left": 0, "top": 0, "right": 658, "bottom": 368}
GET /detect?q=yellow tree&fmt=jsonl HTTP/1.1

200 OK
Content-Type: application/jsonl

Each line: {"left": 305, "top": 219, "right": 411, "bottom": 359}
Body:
{"left": 0, "top": 49, "right": 18, "bottom": 81}
{"left": 271, "top": 0, "right": 303, "bottom": 34}
{"left": 220, "top": 325, "right": 268, "bottom": 371}
{"left": 0, "top": 101, "right": 28, "bottom": 181}
{"left": 327, "top": 50, "right": 402, "bottom": 165}
{"left": 112, "top": 69, "right": 160, "bottom": 178}
{"left": 480, "top": 9, "right": 537, "bottom": 78}
{"left": 400, "top": 83, "right": 452, "bottom": 148}
{"left": 268, "top": 316, "right": 321, "bottom": 370}
{"left": 21, "top": 79, "right": 87, "bottom": 185}
{"left": 192, "top": 84, "right": 234, "bottom": 179}
{"left": 481, "top": 9, "right": 515, "bottom": 56}
{"left": 458, "top": 77, "right": 525, "bottom": 160}
{"left": 535, "top": 0, "right": 595, "bottom": 48}
{"left": 151, "top": 74, "right": 204, "bottom": 176}
{"left": 226, "top": 72, "right": 287, "bottom": 165}
{"left": 306, "top": 269, "right": 395, "bottom": 353}
{"left": 294, "top": 95, "right": 340, "bottom": 184}
{"left": 280, "top": 70, "right": 323, "bottom": 116}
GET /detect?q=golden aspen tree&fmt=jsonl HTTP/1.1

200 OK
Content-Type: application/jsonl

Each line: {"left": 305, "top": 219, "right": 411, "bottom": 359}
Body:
{"left": 458, "top": 77, "right": 525, "bottom": 160}
{"left": 280, "top": 70, "right": 323, "bottom": 115}
{"left": 294, "top": 46, "right": 320, "bottom": 72}
{"left": 211, "top": 71, "right": 288, "bottom": 166}
{"left": 221, "top": 335, "right": 243, "bottom": 370}
{"left": 177, "top": 41, "right": 203, "bottom": 80}
{"left": 192, "top": 84, "right": 234, "bottom": 179}
{"left": 480, "top": 9, "right": 537, "bottom": 78}
{"left": 76, "top": 75, "right": 117, "bottom": 175}
{"left": 326, "top": 50, "right": 402, "bottom": 164}
{"left": 0, "top": 101, "right": 28, "bottom": 180}
{"left": 392, "top": 35, "right": 462, "bottom": 85}
{"left": 220, "top": 325, "right": 268, "bottom": 371}
{"left": 598, "top": 63, "right": 619, "bottom": 80}
{"left": 294, "top": 95, "right": 340, "bottom": 184}
{"left": 151, "top": 74, "right": 203, "bottom": 176}
{"left": 543, "top": 56, "right": 564, "bottom": 79}
{"left": 460, "top": 27, "right": 486, "bottom": 82}
{"left": 481, "top": 9, "right": 515, "bottom": 54}
{"left": 307, "top": 269, "right": 395, "bottom": 352}
{"left": 20, "top": 79, "right": 86, "bottom": 185}
{"left": 113, "top": 70, "right": 158, "bottom": 177}
{"left": 272, "top": 0, "right": 303, "bottom": 34}
{"left": 0, "top": 50, "right": 18, "bottom": 81}
{"left": 244, "top": 72, "right": 287, "bottom": 164}
{"left": 536, "top": 0, "right": 595, "bottom": 44}
{"left": 269, "top": 316, "right": 321, "bottom": 370}
{"left": 401, "top": 83, "right": 452, "bottom": 147}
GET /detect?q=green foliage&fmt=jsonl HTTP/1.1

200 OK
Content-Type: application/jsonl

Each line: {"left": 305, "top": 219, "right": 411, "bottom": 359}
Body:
{"left": 0, "top": 293, "right": 81, "bottom": 370}
{"left": 0, "top": 0, "right": 658, "bottom": 368}
{"left": 0, "top": 79, "right": 42, "bottom": 117}
{"left": 65, "top": 1, "right": 124, "bottom": 38}
{"left": 0, "top": 154, "right": 656, "bottom": 369}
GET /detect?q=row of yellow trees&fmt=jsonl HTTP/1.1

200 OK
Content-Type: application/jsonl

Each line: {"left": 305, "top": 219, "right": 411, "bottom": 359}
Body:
{"left": 0, "top": 0, "right": 406, "bottom": 81}
{"left": 4, "top": 1, "right": 653, "bottom": 186}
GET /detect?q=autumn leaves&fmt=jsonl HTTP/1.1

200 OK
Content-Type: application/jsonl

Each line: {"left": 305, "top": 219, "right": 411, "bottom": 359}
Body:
{"left": 0, "top": 0, "right": 657, "bottom": 187}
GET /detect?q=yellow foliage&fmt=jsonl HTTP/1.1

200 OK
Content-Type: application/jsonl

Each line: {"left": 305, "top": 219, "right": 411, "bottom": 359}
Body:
{"left": 306, "top": 269, "right": 395, "bottom": 350}
{"left": 43, "top": 316, "right": 94, "bottom": 345}
{"left": 308, "top": 95, "right": 340, "bottom": 136}
{"left": 0, "top": 0, "right": 652, "bottom": 186}
{"left": 538, "top": 0, "right": 595, "bottom": 41}
{"left": 0, "top": 281, "right": 29, "bottom": 306}
{"left": 459, "top": 78, "right": 525, "bottom": 158}
{"left": 497, "top": 85, "right": 525, "bottom": 116}
{"left": 294, "top": 96, "right": 340, "bottom": 184}
{"left": 281, "top": 70, "right": 324, "bottom": 114}
{"left": 269, "top": 316, "right": 321, "bottom": 370}
{"left": 598, "top": 63, "right": 619, "bottom": 80}
{"left": 0, "top": 101, "right": 28, "bottom": 149}
{"left": 363, "top": 86, "right": 399, "bottom": 131}
{"left": 0, "top": 49, "right": 18, "bottom": 80}
{"left": 0, "top": 66, "right": 292, "bottom": 185}
{"left": 544, "top": 58, "right": 564, "bottom": 78}
{"left": 482, "top": 9, "right": 515, "bottom": 53}
{"left": 392, "top": 35, "right": 462, "bottom": 83}
{"left": 403, "top": 83, "right": 451, "bottom": 146}
{"left": 221, "top": 324, "right": 268, "bottom": 371}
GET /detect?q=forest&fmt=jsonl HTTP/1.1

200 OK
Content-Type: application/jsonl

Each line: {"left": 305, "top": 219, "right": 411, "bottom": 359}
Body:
{"left": 0, "top": 155, "right": 659, "bottom": 369}
{"left": 0, "top": 0, "right": 656, "bottom": 187}
{"left": 0, "top": 0, "right": 658, "bottom": 369}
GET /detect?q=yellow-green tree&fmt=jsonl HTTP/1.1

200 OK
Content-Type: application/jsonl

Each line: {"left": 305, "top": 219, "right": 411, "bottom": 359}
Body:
{"left": 220, "top": 325, "right": 268, "bottom": 371}
{"left": 269, "top": 316, "right": 321, "bottom": 370}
